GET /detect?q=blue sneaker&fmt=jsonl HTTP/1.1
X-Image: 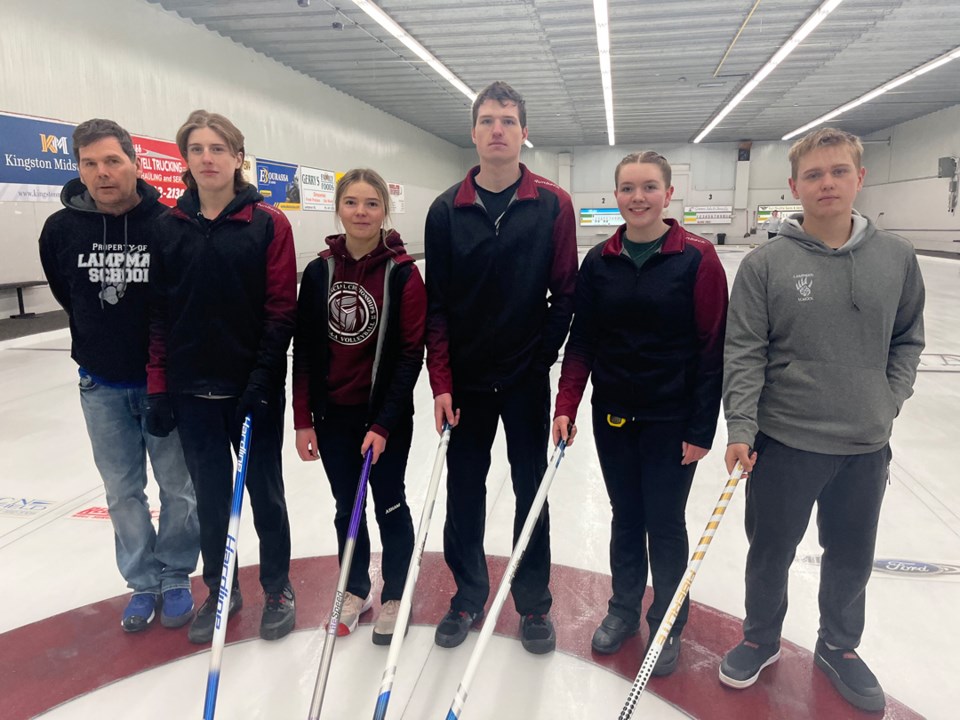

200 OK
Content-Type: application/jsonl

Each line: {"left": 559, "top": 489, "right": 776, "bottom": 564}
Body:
{"left": 161, "top": 587, "right": 195, "bottom": 628}
{"left": 122, "top": 593, "right": 158, "bottom": 633}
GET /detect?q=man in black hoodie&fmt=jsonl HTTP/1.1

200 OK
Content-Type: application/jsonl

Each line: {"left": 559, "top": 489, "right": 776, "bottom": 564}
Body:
{"left": 39, "top": 119, "right": 200, "bottom": 633}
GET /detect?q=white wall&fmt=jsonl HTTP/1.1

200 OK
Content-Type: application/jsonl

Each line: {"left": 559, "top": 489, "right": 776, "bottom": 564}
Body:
{"left": 860, "top": 105, "right": 960, "bottom": 253}
{"left": 0, "top": 0, "right": 464, "bottom": 316}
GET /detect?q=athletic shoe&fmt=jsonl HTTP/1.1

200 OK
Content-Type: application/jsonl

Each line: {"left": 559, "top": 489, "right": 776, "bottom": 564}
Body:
{"left": 160, "top": 587, "right": 194, "bottom": 628}
{"left": 814, "top": 638, "right": 886, "bottom": 712}
{"left": 519, "top": 613, "right": 556, "bottom": 655}
{"left": 435, "top": 608, "right": 483, "bottom": 648}
{"left": 719, "top": 639, "right": 781, "bottom": 688}
{"left": 336, "top": 591, "right": 373, "bottom": 636}
{"left": 260, "top": 584, "right": 296, "bottom": 641}
{"left": 591, "top": 614, "right": 638, "bottom": 655}
{"left": 188, "top": 586, "right": 243, "bottom": 644}
{"left": 121, "top": 593, "right": 158, "bottom": 633}
{"left": 648, "top": 634, "right": 681, "bottom": 677}
{"left": 372, "top": 599, "right": 402, "bottom": 646}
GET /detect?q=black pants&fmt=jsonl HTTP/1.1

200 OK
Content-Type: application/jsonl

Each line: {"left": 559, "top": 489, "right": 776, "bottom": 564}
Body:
{"left": 315, "top": 404, "right": 415, "bottom": 602}
{"left": 592, "top": 411, "right": 697, "bottom": 632}
{"left": 174, "top": 393, "right": 291, "bottom": 593}
{"left": 743, "top": 432, "right": 889, "bottom": 648}
{"left": 443, "top": 374, "right": 552, "bottom": 616}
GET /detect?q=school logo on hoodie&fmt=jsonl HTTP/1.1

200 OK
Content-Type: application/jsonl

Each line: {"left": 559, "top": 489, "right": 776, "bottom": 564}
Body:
{"left": 328, "top": 281, "right": 378, "bottom": 345}
{"left": 794, "top": 273, "right": 814, "bottom": 302}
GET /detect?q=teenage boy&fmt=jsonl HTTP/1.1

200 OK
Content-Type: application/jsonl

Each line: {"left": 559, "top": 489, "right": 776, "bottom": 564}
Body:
{"left": 719, "top": 127, "right": 925, "bottom": 712}
{"left": 425, "top": 81, "right": 578, "bottom": 654}
{"left": 39, "top": 119, "right": 200, "bottom": 633}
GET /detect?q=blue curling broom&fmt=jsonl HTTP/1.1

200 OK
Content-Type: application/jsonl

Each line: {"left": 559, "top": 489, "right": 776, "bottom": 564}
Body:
{"left": 203, "top": 414, "right": 253, "bottom": 720}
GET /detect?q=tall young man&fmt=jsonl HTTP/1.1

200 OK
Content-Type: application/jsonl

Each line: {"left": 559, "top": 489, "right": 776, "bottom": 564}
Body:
{"left": 719, "top": 128, "right": 925, "bottom": 712}
{"left": 39, "top": 119, "right": 200, "bottom": 633}
{"left": 425, "top": 81, "right": 578, "bottom": 654}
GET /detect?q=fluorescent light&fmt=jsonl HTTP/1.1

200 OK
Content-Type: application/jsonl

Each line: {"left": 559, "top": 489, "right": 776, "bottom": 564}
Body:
{"left": 783, "top": 45, "right": 960, "bottom": 140}
{"left": 694, "top": 0, "right": 845, "bottom": 143}
{"left": 349, "top": 0, "right": 533, "bottom": 148}
{"left": 593, "top": 0, "right": 615, "bottom": 145}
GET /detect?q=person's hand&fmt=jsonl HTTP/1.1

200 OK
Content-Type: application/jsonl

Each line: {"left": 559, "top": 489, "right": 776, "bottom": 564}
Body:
{"left": 144, "top": 393, "right": 176, "bottom": 437}
{"left": 552, "top": 416, "right": 577, "bottom": 447}
{"left": 434, "top": 393, "right": 460, "bottom": 434}
{"left": 296, "top": 428, "right": 319, "bottom": 461}
{"left": 361, "top": 431, "right": 387, "bottom": 464}
{"left": 725, "top": 442, "right": 757, "bottom": 474}
{"left": 236, "top": 384, "right": 270, "bottom": 429}
{"left": 681, "top": 441, "right": 709, "bottom": 465}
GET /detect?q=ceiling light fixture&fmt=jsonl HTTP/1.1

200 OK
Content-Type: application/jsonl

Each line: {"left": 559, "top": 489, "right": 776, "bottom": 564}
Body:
{"left": 348, "top": 0, "right": 533, "bottom": 148}
{"left": 693, "top": 0, "right": 845, "bottom": 143}
{"left": 592, "top": 0, "right": 616, "bottom": 145}
{"left": 782, "top": 44, "right": 960, "bottom": 140}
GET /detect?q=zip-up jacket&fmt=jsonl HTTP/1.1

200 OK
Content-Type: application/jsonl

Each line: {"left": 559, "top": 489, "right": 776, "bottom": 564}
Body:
{"left": 555, "top": 220, "right": 728, "bottom": 448}
{"left": 39, "top": 178, "right": 165, "bottom": 384}
{"left": 147, "top": 186, "right": 297, "bottom": 396}
{"left": 425, "top": 164, "right": 578, "bottom": 394}
{"left": 292, "top": 230, "right": 425, "bottom": 439}
{"left": 724, "top": 211, "right": 925, "bottom": 455}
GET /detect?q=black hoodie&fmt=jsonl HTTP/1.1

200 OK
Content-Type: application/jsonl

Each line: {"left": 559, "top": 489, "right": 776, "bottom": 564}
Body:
{"left": 39, "top": 178, "right": 165, "bottom": 384}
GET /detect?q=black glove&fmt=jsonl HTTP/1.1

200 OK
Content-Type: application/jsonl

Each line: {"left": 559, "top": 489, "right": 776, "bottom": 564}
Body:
{"left": 236, "top": 384, "right": 271, "bottom": 429}
{"left": 144, "top": 393, "right": 176, "bottom": 437}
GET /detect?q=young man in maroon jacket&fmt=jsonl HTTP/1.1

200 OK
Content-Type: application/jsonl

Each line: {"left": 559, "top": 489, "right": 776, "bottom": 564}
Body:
{"left": 425, "top": 81, "right": 578, "bottom": 654}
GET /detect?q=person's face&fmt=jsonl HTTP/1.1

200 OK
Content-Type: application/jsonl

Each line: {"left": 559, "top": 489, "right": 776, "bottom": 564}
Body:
{"left": 788, "top": 144, "right": 865, "bottom": 223}
{"left": 338, "top": 181, "right": 385, "bottom": 245}
{"left": 185, "top": 127, "right": 242, "bottom": 196}
{"left": 471, "top": 99, "right": 527, "bottom": 165}
{"left": 77, "top": 137, "right": 140, "bottom": 215}
{"left": 615, "top": 162, "right": 674, "bottom": 237}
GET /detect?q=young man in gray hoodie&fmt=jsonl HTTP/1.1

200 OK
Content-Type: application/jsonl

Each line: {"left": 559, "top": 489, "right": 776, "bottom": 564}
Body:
{"left": 718, "top": 128, "right": 925, "bottom": 712}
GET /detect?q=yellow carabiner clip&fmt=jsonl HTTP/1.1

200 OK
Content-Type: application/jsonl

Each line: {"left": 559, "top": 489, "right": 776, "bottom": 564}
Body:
{"left": 606, "top": 414, "right": 626, "bottom": 428}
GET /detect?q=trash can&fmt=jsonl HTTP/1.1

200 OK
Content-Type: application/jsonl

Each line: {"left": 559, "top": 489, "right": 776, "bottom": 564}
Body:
{"left": 717, "top": 233, "right": 726, "bottom": 245}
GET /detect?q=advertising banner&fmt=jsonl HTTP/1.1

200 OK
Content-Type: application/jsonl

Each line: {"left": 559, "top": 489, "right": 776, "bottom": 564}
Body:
{"left": 132, "top": 135, "right": 186, "bottom": 207}
{"left": 300, "top": 165, "right": 336, "bottom": 212}
{"left": 0, "top": 112, "right": 78, "bottom": 202}
{"left": 757, "top": 204, "right": 802, "bottom": 223}
{"left": 257, "top": 158, "right": 300, "bottom": 211}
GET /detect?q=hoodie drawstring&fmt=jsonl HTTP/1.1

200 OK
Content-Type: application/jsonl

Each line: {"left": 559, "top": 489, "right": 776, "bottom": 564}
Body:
{"left": 847, "top": 251, "right": 860, "bottom": 311}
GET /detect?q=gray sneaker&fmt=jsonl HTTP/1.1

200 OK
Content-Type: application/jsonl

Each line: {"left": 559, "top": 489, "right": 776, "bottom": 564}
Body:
{"left": 260, "top": 584, "right": 296, "bottom": 641}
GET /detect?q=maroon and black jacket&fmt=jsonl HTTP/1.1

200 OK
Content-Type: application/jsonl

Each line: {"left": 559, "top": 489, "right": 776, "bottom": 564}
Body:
{"left": 291, "top": 230, "right": 425, "bottom": 439}
{"left": 147, "top": 186, "right": 297, "bottom": 397}
{"left": 425, "top": 164, "right": 578, "bottom": 395}
{"left": 555, "top": 220, "right": 728, "bottom": 448}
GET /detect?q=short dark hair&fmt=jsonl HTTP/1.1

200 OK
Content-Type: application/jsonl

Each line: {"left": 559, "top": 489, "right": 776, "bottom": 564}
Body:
{"left": 72, "top": 119, "right": 137, "bottom": 163}
{"left": 472, "top": 81, "right": 526, "bottom": 128}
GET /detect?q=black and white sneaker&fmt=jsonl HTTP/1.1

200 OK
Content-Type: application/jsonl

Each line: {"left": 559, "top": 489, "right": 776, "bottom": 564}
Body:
{"left": 519, "top": 613, "right": 556, "bottom": 655}
{"left": 435, "top": 608, "right": 482, "bottom": 648}
{"left": 814, "top": 638, "right": 885, "bottom": 712}
{"left": 719, "top": 639, "right": 781, "bottom": 688}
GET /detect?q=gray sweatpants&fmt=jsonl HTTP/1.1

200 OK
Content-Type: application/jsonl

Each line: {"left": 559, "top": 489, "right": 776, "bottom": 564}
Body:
{"left": 742, "top": 432, "right": 890, "bottom": 649}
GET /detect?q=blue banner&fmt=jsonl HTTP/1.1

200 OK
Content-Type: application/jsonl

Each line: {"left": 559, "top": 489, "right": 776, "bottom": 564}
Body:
{"left": 0, "top": 112, "right": 78, "bottom": 201}
{"left": 256, "top": 158, "right": 300, "bottom": 211}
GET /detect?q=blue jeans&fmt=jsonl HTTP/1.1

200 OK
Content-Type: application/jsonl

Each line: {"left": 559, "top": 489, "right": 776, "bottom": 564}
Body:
{"left": 79, "top": 373, "right": 200, "bottom": 595}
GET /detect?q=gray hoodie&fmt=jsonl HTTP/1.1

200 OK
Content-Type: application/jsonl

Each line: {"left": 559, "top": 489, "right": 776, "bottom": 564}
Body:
{"left": 724, "top": 211, "right": 925, "bottom": 455}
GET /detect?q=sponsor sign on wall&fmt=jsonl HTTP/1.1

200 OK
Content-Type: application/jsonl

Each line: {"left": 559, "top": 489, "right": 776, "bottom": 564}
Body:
{"left": 388, "top": 182, "right": 406, "bottom": 214}
{"left": 257, "top": 158, "right": 300, "bottom": 211}
{"left": 132, "top": 135, "right": 186, "bottom": 208}
{"left": 0, "top": 112, "right": 77, "bottom": 202}
{"left": 300, "top": 165, "right": 336, "bottom": 212}
{"left": 757, "top": 204, "right": 802, "bottom": 224}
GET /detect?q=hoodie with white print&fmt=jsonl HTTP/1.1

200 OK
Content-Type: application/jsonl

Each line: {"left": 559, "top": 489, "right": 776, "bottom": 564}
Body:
{"left": 723, "top": 210, "right": 925, "bottom": 456}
